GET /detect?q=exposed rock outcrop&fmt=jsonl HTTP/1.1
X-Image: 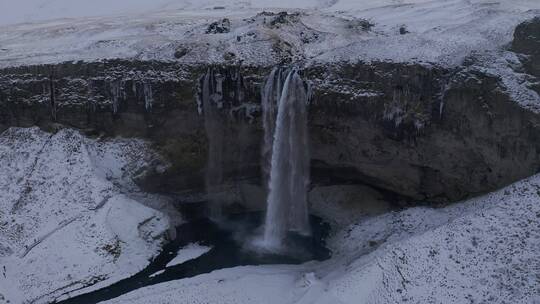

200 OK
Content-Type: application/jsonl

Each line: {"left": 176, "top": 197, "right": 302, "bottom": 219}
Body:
{"left": 512, "top": 16, "right": 540, "bottom": 77}
{"left": 308, "top": 60, "right": 540, "bottom": 202}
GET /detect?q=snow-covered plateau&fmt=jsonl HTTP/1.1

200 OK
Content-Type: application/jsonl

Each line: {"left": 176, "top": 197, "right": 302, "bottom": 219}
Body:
{"left": 0, "top": 0, "right": 539, "bottom": 67}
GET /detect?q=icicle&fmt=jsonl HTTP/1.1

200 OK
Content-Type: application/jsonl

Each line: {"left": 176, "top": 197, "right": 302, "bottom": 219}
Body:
{"left": 197, "top": 67, "right": 248, "bottom": 219}
{"left": 49, "top": 77, "right": 56, "bottom": 121}
{"left": 120, "top": 80, "right": 127, "bottom": 100}
{"left": 110, "top": 80, "right": 122, "bottom": 115}
{"left": 87, "top": 80, "right": 97, "bottom": 113}
{"left": 132, "top": 80, "right": 137, "bottom": 94}
{"left": 143, "top": 82, "right": 153, "bottom": 111}
{"left": 262, "top": 68, "right": 311, "bottom": 251}
{"left": 213, "top": 72, "right": 224, "bottom": 109}
{"left": 306, "top": 81, "right": 314, "bottom": 104}
{"left": 197, "top": 76, "right": 204, "bottom": 115}
{"left": 383, "top": 88, "right": 405, "bottom": 127}
{"left": 439, "top": 82, "right": 451, "bottom": 118}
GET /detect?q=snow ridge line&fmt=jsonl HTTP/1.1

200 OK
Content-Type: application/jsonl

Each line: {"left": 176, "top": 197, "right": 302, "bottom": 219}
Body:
{"left": 18, "top": 215, "right": 82, "bottom": 258}
{"left": 10, "top": 132, "right": 54, "bottom": 214}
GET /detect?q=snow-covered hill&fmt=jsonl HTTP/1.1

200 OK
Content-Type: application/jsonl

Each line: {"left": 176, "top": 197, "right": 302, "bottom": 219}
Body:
{"left": 0, "top": 0, "right": 538, "bottom": 67}
{"left": 0, "top": 127, "right": 178, "bottom": 304}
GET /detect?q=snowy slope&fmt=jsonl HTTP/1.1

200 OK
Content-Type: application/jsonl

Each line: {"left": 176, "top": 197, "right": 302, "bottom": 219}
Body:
{"left": 103, "top": 172, "right": 540, "bottom": 304}
{"left": 0, "top": 0, "right": 538, "bottom": 67}
{"left": 0, "top": 127, "right": 177, "bottom": 304}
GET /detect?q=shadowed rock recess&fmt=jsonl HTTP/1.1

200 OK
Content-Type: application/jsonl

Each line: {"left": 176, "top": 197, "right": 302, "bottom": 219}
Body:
{"left": 1, "top": 18, "right": 540, "bottom": 205}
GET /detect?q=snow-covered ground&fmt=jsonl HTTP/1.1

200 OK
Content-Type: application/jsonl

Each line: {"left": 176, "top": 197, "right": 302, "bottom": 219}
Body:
{"left": 165, "top": 243, "right": 212, "bottom": 268}
{"left": 0, "top": 0, "right": 538, "bottom": 67}
{"left": 0, "top": 127, "right": 179, "bottom": 304}
{"left": 102, "top": 171, "right": 540, "bottom": 304}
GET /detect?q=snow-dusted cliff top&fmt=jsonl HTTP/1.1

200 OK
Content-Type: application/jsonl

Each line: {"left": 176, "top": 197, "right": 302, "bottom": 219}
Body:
{"left": 0, "top": 0, "right": 538, "bottom": 68}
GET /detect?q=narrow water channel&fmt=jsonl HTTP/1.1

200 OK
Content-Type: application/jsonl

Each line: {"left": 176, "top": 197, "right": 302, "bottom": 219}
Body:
{"left": 54, "top": 212, "right": 331, "bottom": 304}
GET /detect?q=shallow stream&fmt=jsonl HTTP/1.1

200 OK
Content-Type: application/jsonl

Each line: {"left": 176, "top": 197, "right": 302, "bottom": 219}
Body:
{"left": 55, "top": 212, "right": 331, "bottom": 304}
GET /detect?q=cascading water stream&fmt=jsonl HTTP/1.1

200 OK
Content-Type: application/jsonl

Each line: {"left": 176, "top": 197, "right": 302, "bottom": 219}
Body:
{"left": 261, "top": 68, "right": 311, "bottom": 251}
{"left": 198, "top": 66, "right": 311, "bottom": 251}
{"left": 199, "top": 68, "right": 225, "bottom": 219}
{"left": 198, "top": 67, "right": 246, "bottom": 220}
{"left": 261, "top": 68, "right": 287, "bottom": 183}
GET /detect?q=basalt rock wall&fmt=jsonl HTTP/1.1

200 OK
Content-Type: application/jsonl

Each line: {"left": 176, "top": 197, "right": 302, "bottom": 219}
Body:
{"left": 1, "top": 24, "right": 540, "bottom": 204}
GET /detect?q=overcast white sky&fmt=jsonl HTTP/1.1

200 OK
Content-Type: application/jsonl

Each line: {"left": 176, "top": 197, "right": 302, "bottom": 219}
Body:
{"left": 0, "top": 0, "right": 185, "bottom": 25}
{"left": 0, "top": 0, "right": 329, "bottom": 25}
{"left": 0, "top": 0, "right": 537, "bottom": 26}
{"left": 0, "top": 0, "right": 439, "bottom": 26}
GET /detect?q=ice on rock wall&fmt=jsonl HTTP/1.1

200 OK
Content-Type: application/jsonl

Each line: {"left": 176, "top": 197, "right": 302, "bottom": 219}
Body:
{"left": 262, "top": 68, "right": 311, "bottom": 251}
{"left": 143, "top": 82, "right": 153, "bottom": 111}
{"left": 43, "top": 77, "right": 57, "bottom": 121}
{"left": 132, "top": 80, "right": 137, "bottom": 96}
{"left": 199, "top": 68, "right": 225, "bottom": 218}
{"left": 197, "top": 67, "right": 246, "bottom": 219}
{"left": 383, "top": 87, "right": 407, "bottom": 127}
{"left": 439, "top": 82, "right": 452, "bottom": 118}
{"left": 110, "top": 80, "right": 123, "bottom": 115}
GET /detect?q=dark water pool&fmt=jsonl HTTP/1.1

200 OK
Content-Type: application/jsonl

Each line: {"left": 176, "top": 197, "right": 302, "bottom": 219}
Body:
{"left": 54, "top": 212, "right": 331, "bottom": 304}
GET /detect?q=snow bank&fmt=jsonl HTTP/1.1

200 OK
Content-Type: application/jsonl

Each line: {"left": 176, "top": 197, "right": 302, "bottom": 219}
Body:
{"left": 166, "top": 243, "right": 212, "bottom": 268}
{"left": 0, "top": 127, "right": 174, "bottom": 304}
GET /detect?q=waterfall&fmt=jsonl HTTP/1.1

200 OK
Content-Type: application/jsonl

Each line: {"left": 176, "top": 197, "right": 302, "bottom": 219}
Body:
{"left": 199, "top": 68, "right": 225, "bottom": 219}
{"left": 262, "top": 68, "right": 311, "bottom": 250}
{"left": 261, "top": 68, "right": 288, "bottom": 183}
{"left": 198, "top": 67, "right": 246, "bottom": 219}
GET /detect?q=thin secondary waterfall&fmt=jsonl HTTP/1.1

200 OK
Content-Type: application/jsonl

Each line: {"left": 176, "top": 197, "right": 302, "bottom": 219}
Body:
{"left": 262, "top": 68, "right": 311, "bottom": 250}
{"left": 198, "top": 67, "right": 245, "bottom": 219}
{"left": 199, "top": 68, "right": 225, "bottom": 219}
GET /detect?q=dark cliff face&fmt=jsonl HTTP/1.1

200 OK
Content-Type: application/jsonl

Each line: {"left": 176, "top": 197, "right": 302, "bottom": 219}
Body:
{"left": 0, "top": 18, "right": 539, "bottom": 205}
{"left": 308, "top": 59, "right": 540, "bottom": 202}
{"left": 0, "top": 62, "right": 267, "bottom": 194}
{"left": 512, "top": 16, "right": 540, "bottom": 78}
